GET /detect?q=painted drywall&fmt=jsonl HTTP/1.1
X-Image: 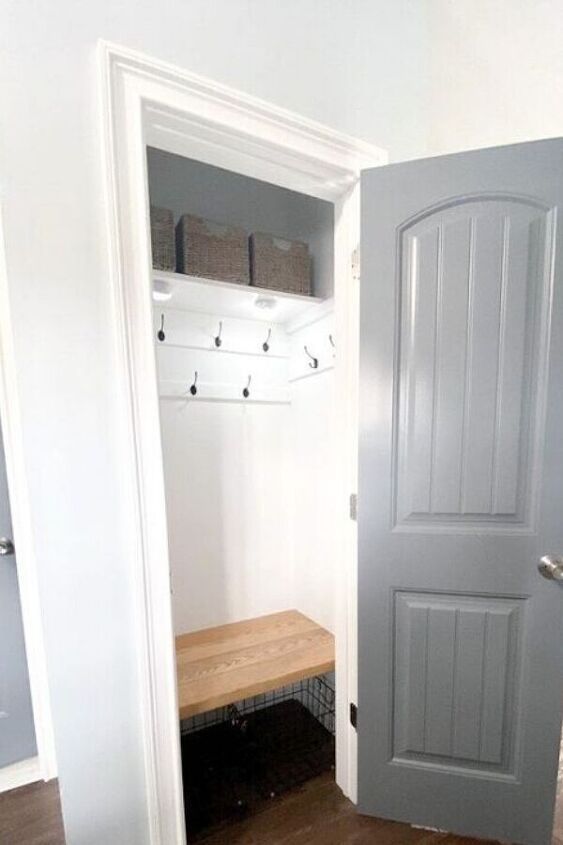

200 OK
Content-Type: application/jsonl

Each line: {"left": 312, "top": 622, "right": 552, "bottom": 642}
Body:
{"left": 149, "top": 149, "right": 339, "bottom": 638}
{"left": 155, "top": 306, "right": 337, "bottom": 637}
{"left": 13, "top": 0, "right": 563, "bottom": 841}
{"left": 288, "top": 317, "right": 337, "bottom": 635}
{"left": 162, "top": 398, "right": 295, "bottom": 633}
{"left": 0, "top": 3, "right": 431, "bottom": 841}
{"left": 155, "top": 309, "right": 295, "bottom": 634}
{"left": 426, "top": 0, "right": 563, "bottom": 156}
{"left": 147, "top": 150, "right": 334, "bottom": 299}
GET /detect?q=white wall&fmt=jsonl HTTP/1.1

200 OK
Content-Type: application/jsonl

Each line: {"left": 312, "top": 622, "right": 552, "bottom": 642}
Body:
{"left": 0, "top": 3, "right": 429, "bottom": 842}
{"left": 156, "top": 307, "right": 338, "bottom": 637}
{"left": 426, "top": 0, "right": 563, "bottom": 156}
{"left": 156, "top": 310, "right": 294, "bottom": 634}
{"left": 162, "top": 399, "right": 295, "bottom": 633}
{"left": 6, "top": 1, "right": 561, "bottom": 841}
{"left": 288, "top": 315, "right": 337, "bottom": 634}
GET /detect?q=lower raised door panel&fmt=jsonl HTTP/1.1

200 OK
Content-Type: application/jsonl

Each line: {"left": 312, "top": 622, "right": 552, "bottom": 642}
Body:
{"left": 393, "top": 591, "right": 525, "bottom": 776}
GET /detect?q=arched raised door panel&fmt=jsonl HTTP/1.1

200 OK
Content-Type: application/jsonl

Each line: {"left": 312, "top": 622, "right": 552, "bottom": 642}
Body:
{"left": 393, "top": 193, "right": 555, "bottom": 532}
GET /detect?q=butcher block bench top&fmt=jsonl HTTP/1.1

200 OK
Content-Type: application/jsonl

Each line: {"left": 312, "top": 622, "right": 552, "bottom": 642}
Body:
{"left": 175, "top": 609, "right": 335, "bottom": 719}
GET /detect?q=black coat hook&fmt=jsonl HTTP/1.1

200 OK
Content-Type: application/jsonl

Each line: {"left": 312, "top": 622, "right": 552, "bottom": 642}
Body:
{"left": 304, "top": 345, "right": 319, "bottom": 369}
{"left": 214, "top": 321, "right": 223, "bottom": 348}
{"left": 189, "top": 371, "right": 198, "bottom": 396}
{"left": 262, "top": 328, "right": 272, "bottom": 353}
{"left": 243, "top": 374, "right": 252, "bottom": 398}
{"left": 157, "top": 314, "right": 165, "bottom": 342}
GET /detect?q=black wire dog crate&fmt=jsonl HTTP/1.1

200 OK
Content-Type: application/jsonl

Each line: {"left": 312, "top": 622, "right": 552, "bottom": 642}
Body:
{"left": 181, "top": 674, "right": 335, "bottom": 840}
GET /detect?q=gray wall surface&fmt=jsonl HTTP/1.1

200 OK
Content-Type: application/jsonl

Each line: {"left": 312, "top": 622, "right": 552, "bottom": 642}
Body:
{"left": 147, "top": 149, "right": 334, "bottom": 298}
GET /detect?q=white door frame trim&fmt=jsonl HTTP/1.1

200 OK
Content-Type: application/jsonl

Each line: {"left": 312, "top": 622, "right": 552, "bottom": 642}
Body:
{"left": 98, "top": 40, "right": 386, "bottom": 845}
{"left": 0, "top": 205, "right": 57, "bottom": 786}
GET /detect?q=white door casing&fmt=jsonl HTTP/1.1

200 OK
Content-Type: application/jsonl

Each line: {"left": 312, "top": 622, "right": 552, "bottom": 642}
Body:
{"left": 99, "top": 40, "right": 386, "bottom": 845}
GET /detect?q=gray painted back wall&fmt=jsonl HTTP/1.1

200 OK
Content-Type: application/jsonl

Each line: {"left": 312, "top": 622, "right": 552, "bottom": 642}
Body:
{"left": 147, "top": 148, "right": 335, "bottom": 299}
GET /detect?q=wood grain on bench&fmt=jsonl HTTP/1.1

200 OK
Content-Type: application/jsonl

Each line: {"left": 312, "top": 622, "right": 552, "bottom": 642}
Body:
{"left": 175, "top": 610, "right": 335, "bottom": 719}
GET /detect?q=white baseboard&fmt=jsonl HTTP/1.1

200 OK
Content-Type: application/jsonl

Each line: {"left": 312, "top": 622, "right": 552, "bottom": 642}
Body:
{"left": 0, "top": 756, "right": 41, "bottom": 793}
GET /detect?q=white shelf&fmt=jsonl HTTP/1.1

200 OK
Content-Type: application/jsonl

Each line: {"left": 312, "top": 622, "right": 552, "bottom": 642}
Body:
{"left": 158, "top": 379, "right": 290, "bottom": 405}
{"left": 153, "top": 270, "right": 328, "bottom": 326}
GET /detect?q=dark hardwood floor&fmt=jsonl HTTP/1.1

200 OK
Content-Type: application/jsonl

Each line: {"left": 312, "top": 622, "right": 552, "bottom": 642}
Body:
{"left": 0, "top": 780, "right": 65, "bottom": 845}
{"left": 1, "top": 772, "right": 562, "bottom": 844}
{"left": 195, "top": 772, "right": 499, "bottom": 845}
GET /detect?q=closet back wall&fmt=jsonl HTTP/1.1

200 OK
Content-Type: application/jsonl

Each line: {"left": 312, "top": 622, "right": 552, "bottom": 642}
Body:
{"left": 149, "top": 151, "right": 337, "bottom": 636}
{"left": 160, "top": 399, "right": 293, "bottom": 634}
{"left": 156, "top": 311, "right": 294, "bottom": 635}
{"left": 288, "top": 320, "right": 337, "bottom": 635}
{"left": 156, "top": 310, "right": 338, "bottom": 637}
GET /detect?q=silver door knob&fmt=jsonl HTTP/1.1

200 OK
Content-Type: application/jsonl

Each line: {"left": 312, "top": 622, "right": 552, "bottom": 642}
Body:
{"left": 0, "top": 537, "right": 14, "bottom": 556}
{"left": 538, "top": 555, "right": 563, "bottom": 580}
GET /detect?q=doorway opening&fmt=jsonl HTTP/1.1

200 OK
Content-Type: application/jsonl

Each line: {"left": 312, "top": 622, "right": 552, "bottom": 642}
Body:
{"left": 148, "top": 148, "right": 339, "bottom": 838}
{"left": 100, "top": 40, "right": 386, "bottom": 845}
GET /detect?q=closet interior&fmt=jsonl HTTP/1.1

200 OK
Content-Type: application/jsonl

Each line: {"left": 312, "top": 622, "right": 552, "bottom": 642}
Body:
{"left": 148, "top": 148, "right": 340, "bottom": 840}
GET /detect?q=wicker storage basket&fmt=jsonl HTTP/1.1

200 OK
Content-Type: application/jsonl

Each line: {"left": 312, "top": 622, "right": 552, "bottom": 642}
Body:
{"left": 176, "top": 214, "right": 250, "bottom": 285}
{"left": 150, "top": 206, "right": 176, "bottom": 272}
{"left": 250, "top": 232, "right": 312, "bottom": 296}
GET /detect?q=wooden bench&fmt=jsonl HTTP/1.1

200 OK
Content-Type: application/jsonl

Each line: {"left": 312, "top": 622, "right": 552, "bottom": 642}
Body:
{"left": 175, "top": 609, "right": 335, "bottom": 719}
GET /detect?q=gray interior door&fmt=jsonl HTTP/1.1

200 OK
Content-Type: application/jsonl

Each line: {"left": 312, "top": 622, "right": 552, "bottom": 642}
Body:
{"left": 358, "top": 139, "right": 563, "bottom": 845}
{"left": 0, "top": 423, "right": 36, "bottom": 767}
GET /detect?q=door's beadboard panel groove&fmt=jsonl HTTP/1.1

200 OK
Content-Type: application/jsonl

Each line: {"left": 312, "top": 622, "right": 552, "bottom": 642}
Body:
{"left": 427, "top": 223, "right": 444, "bottom": 515}
{"left": 488, "top": 216, "right": 509, "bottom": 516}
{"left": 458, "top": 216, "right": 476, "bottom": 515}
{"left": 392, "top": 591, "right": 525, "bottom": 776}
{"left": 393, "top": 196, "right": 553, "bottom": 531}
